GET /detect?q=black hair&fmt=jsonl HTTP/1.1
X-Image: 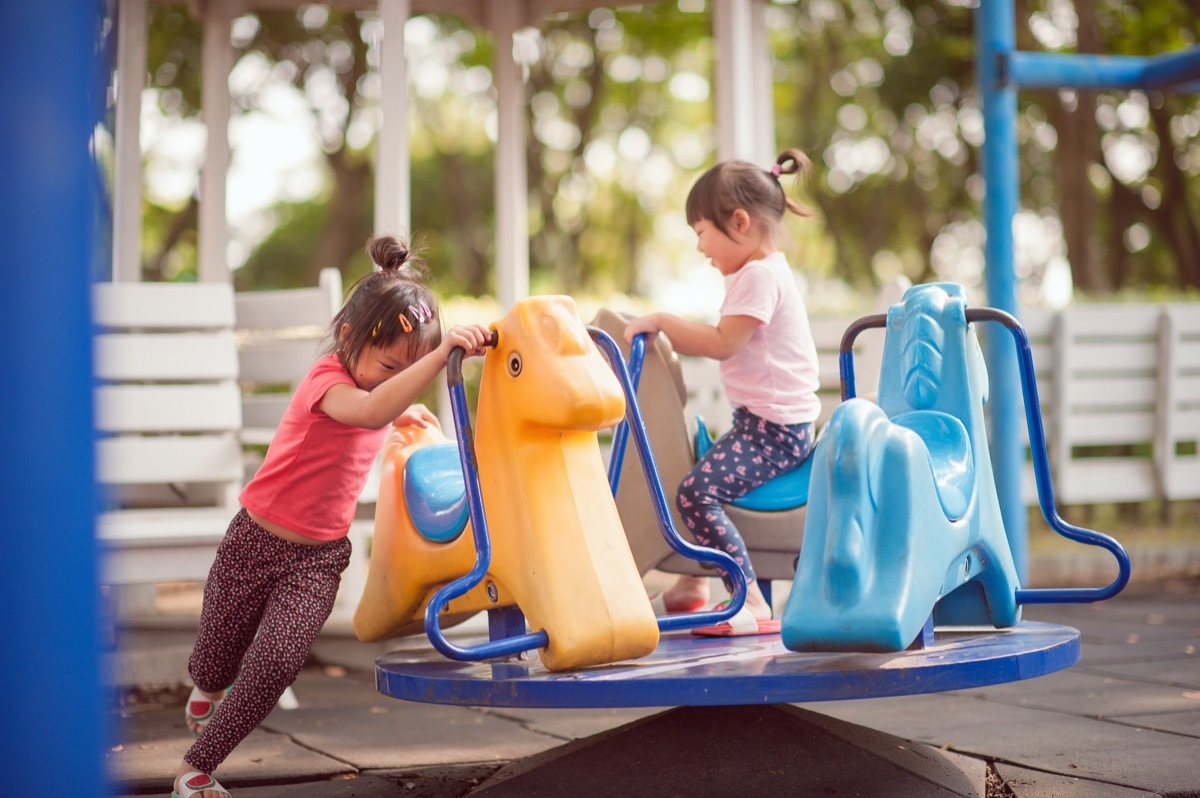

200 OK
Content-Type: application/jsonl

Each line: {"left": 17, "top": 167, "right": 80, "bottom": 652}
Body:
{"left": 684, "top": 148, "right": 816, "bottom": 242}
{"left": 321, "top": 234, "right": 443, "bottom": 375}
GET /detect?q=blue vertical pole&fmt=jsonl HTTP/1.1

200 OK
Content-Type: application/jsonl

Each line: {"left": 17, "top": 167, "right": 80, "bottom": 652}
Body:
{"left": 976, "top": 0, "right": 1028, "bottom": 580}
{"left": 0, "top": 2, "right": 107, "bottom": 796}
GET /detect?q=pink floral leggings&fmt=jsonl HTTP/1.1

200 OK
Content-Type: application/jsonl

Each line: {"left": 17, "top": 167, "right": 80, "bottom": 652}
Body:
{"left": 184, "top": 509, "right": 350, "bottom": 775}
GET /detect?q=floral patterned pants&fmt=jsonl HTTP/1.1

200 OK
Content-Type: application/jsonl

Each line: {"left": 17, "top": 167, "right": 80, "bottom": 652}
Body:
{"left": 184, "top": 509, "right": 350, "bottom": 775}
{"left": 677, "top": 408, "right": 814, "bottom": 590}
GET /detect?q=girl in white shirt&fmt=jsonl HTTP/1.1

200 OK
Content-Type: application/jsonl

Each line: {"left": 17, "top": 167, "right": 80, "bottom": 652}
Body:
{"left": 624, "top": 149, "right": 821, "bottom": 624}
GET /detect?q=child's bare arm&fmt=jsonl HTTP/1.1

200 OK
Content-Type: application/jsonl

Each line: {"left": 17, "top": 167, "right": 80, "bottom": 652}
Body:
{"left": 321, "top": 324, "right": 491, "bottom": 429}
{"left": 624, "top": 313, "right": 758, "bottom": 360}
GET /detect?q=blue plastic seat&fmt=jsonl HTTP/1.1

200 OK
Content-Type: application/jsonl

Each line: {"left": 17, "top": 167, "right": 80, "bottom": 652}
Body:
{"left": 694, "top": 417, "right": 812, "bottom": 512}
{"left": 404, "top": 443, "right": 469, "bottom": 543}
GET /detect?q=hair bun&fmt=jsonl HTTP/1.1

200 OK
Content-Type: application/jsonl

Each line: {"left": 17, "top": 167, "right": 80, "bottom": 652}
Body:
{"left": 367, "top": 235, "right": 412, "bottom": 272}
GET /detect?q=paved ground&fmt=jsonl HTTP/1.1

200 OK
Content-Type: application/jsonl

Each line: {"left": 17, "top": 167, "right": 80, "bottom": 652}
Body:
{"left": 106, "top": 576, "right": 1200, "bottom": 797}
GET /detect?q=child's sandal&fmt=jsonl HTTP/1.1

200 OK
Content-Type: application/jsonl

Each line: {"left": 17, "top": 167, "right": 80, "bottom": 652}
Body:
{"left": 172, "top": 771, "right": 230, "bottom": 798}
{"left": 184, "top": 686, "right": 224, "bottom": 737}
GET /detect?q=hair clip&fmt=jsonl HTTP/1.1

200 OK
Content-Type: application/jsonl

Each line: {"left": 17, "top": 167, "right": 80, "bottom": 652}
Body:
{"left": 398, "top": 313, "right": 413, "bottom": 333}
{"left": 770, "top": 163, "right": 782, "bottom": 177}
{"left": 418, "top": 300, "right": 432, "bottom": 320}
{"left": 372, "top": 319, "right": 383, "bottom": 338}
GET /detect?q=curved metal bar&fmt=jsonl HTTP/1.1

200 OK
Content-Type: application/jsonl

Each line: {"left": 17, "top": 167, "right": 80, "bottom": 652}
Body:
{"left": 588, "top": 327, "right": 748, "bottom": 632}
{"left": 838, "top": 314, "right": 888, "bottom": 401}
{"left": 962, "top": 308, "right": 1131, "bottom": 604}
{"left": 424, "top": 332, "right": 551, "bottom": 661}
{"left": 606, "top": 334, "right": 646, "bottom": 493}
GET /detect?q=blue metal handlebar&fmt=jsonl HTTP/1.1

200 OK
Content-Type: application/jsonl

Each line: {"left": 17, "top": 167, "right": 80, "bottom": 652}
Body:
{"left": 606, "top": 334, "right": 645, "bottom": 494}
{"left": 837, "top": 308, "right": 1131, "bottom": 605}
{"left": 589, "top": 328, "right": 748, "bottom": 632}
{"left": 422, "top": 332, "right": 551, "bottom": 662}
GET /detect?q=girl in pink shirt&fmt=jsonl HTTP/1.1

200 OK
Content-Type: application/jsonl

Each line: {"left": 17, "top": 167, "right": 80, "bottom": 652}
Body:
{"left": 624, "top": 149, "right": 821, "bottom": 628}
{"left": 172, "top": 235, "right": 491, "bottom": 798}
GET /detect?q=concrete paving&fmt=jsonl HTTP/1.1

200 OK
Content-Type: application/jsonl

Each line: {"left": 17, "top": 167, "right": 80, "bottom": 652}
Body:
{"left": 105, "top": 577, "right": 1200, "bottom": 797}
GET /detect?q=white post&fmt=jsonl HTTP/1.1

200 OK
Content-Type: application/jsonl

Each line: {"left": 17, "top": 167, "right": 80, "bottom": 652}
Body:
{"left": 750, "top": 0, "right": 776, "bottom": 162}
{"left": 198, "top": 0, "right": 233, "bottom": 283}
{"left": 113, "top": 0, "right": 147, "bottom": 283}
{"left": 489, "top": 0, "right": 530, "bottom": 311}
{"left": 376, "top": 0, "right": 412, "bottom": 236}
{"left": 713, "top": 0, "right": 773, "bottom": 164}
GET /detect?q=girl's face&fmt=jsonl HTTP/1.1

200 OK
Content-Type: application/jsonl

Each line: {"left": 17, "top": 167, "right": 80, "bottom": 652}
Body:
{"left": 343, "top": 324, "right": 416, "bottom": 391}
{"left": 692, "top": 212, "right": 765, "bottom": 276}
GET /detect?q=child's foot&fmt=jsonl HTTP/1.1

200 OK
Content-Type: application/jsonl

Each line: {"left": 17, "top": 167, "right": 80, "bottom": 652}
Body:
{"left": 741, "top": 584, "right": 774, "bottom": 622}
{"left": 184, "top": 686, "right": 226, "bottom": 737}
{"left": 662, "top": 575, "right": 710, "bottom": 613}
{"left": 173, "top": 769, "right": 230, "bottom": 798}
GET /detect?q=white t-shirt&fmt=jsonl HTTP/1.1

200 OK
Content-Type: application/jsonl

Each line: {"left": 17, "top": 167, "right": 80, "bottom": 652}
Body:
{"left": 718, "top": 252, "right": 821, "bottom": 425}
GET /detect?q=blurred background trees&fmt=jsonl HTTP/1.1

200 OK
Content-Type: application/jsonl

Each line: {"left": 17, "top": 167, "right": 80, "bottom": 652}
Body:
{"left": 127, "top": 0, "right": 1200, "bottom": 308}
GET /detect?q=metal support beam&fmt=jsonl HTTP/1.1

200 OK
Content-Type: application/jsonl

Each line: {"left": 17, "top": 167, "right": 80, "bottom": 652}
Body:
{"left": 976, "top": 0, "right": 1027, "bottom": 579}
{"left": 0, "top": 2, "right": 104, "bottom": 792}
{"left": 1008, "top": 46, "right": 1200, "bottom": 91}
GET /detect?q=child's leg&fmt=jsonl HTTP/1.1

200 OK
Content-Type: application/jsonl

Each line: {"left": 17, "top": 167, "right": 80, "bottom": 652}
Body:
{"left": 188, "top": 511, "right": 275, "bottom": 700}
{"left": 183, "top": 528, "right": 351, "bottom": 777}
{"left": 676, "top": 410, "right": 814, "bottom": 611}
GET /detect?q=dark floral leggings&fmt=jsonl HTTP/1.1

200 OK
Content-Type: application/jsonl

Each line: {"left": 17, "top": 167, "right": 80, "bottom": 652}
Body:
{"left": 185, "top": 509, "right": 350, "bottom": 775}
{"left": 677, "top": 407, "right": 814, "bottom": 590}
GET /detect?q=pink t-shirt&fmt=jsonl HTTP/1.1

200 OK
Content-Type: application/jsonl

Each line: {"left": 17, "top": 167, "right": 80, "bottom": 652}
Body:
{"left": 718, "top": 252, "right": 821, "bottom": 425}
{"left": 240, "top": 355, "right": 388, "bottom": 542}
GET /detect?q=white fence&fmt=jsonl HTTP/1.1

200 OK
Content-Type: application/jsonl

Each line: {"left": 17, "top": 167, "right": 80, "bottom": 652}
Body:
{"left": 682, "top": 302, "right": 1200, "bottom": 507}
{"left": 94, "top": 283, "right": 1198, "bottom": 622}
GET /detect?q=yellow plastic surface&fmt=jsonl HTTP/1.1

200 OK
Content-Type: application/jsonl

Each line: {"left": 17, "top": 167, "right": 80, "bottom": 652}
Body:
{"left": 354, "top": 295, "right": 659, "bottom": 671}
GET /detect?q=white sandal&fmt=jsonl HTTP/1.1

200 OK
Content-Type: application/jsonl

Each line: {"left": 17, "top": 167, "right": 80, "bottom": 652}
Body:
{"left": 172, "top": 771, "right": 230, "bottom": 797}
{"left": 184, "top": 686, "right": 224, "bottom": 737}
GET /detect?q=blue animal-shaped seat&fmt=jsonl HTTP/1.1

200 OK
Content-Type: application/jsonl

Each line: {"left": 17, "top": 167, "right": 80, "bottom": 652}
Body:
{"left": 693, "top": 418, "right": 812, "bottom": 512}
{"left": 781, "top": 282, "right": 1020, "bottom": 652}
{"left": 889, "top": 411, "right": 973, "bottom": 520}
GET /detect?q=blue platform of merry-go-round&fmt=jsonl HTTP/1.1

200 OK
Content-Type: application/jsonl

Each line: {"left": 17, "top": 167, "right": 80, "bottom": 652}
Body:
{"left": 375, "top": 621, "right": 1080, "bottom": 709}
{"left": 365, "top": 285, "right": 1130, "bottom": 797}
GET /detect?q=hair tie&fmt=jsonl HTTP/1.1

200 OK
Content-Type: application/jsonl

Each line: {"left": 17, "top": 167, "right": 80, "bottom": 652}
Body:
{"left": 770, "top": 163, "right": 782, "bottom": 178}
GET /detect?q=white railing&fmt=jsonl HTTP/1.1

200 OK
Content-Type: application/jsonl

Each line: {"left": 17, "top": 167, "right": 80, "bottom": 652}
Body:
{"left": 682, "top": 300, "right": 1200, "bottom": 507}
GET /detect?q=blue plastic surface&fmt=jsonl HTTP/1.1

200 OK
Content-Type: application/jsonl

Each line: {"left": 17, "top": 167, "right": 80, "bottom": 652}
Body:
{"left": 782, "top": 283, "right": 1022, "bottom": 653}
{"left": 404, "top": 443, "right": 469, "bottom": 543}
{"left": 694, "top": 417, "right": 812, "bottom": 512}
{"left": 376, "top": 621, "right": 1079, "bottom": 708}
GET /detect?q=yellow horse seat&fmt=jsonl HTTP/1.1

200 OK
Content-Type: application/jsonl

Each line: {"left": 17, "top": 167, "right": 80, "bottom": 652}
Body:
{"left": 889, "top": 410, "right": 974, "bottom": 520}
{"left": 404, "top": 443, "right": 469, "bottom": 543}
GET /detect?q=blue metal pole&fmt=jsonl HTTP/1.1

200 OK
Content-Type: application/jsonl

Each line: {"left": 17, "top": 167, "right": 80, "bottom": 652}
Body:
{"left": 976, "top": 0, "right": 1028, "bottom": 580}
{"left": 1008, "top": 47, "right": 1200, "bottom": 91}
{"left": 0, "top": 1, "right": 106, "bottom": 795}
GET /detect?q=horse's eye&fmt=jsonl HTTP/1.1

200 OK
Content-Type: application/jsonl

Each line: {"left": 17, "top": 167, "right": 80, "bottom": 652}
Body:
{"left": 507, "top": 352, "right": 523, "bottom": 377}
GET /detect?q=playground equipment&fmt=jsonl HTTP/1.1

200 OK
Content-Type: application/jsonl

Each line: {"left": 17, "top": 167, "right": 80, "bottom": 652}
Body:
{"left": 590, "top": 308, "right": 811, "bottom": 587}
{"left": 783, "top": 282, "right": 1020, "bottom": 651}
{"left": 782, "top": 282, "right": 1016, "bottom": 652}
{"left": 374, "top": 283, "right": 1129, "bottom": 712}
{"left": 782, "top": 282, "right": 1129, "bottom": 653}
{"left": 353, "top": 295, "right": 750, "bottom": 671}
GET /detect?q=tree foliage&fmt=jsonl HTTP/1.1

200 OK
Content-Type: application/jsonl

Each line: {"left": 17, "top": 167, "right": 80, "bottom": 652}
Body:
{"left": 137, "top": 1, "right": 1199, "bottom": 300}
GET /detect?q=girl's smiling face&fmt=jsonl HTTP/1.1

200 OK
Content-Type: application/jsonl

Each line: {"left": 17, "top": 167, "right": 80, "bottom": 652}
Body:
{"left": 692, "top": 211, "right": 768, "bottom": 276}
